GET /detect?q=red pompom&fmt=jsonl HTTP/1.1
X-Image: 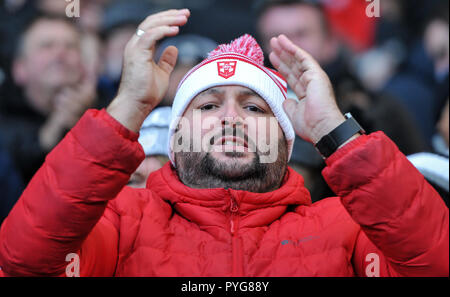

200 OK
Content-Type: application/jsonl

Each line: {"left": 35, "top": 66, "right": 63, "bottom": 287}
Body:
{"left": 208, "top": 34, "right": 264, "bottom": 66}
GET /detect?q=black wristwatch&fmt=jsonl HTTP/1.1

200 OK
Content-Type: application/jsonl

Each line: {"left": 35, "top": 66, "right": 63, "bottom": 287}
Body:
{"left": 315, "top": 113, "right": 365, "bottom": 159}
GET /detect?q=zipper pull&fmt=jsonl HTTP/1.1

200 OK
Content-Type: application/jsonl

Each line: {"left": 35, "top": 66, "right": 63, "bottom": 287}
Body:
{"left": 229, "top": 194, "right": 239, "bottom": 234}
{"left": 230, "top": 197, "right": 239, "bottom": 213}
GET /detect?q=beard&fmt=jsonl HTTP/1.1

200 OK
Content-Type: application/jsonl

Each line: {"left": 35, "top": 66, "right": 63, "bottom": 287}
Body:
{"left": 174, "top": 137, "right": 288, "bottom": 193}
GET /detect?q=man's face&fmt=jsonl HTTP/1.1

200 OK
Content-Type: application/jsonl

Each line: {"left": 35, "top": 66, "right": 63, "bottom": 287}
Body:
{"left": 258, "top": 4, "right": 333, "bottom": 65}
{"left": 104, "top": 26, "right": 136, "bottom": 81}
{"left": 14, "top": 19, "right": 83, "bottom": 91}
{"left": 174, "top": 85, "right": 288, "bottom": 193}
{"left": 128, "top": 156, "right": 165, "bottom": 188}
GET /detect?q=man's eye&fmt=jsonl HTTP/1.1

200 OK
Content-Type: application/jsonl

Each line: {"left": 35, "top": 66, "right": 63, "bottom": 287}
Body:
{"left": 245, "top": 105, "right": 264, "bottom": 113}
{"left": 200, "top": 104, "right": 217, "bottom": 111}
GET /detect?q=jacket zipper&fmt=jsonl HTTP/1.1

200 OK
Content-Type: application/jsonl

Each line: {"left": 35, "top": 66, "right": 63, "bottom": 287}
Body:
{"left": 230, "top": 196, "right": 239, "bottom": 234}
{"left": 229, "top": 193, "right": 243, "bottom": 276}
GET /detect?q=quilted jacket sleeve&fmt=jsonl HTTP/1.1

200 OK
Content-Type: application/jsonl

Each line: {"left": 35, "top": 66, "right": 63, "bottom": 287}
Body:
{"left": 322, "top": 132, "right": 449, "bottom": 276}
{"left": 0, "top": 109, "right": 145, "bottom": 276}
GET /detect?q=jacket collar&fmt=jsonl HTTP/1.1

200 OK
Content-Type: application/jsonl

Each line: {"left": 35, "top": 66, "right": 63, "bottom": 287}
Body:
{"left": 147, "top": 162, "right": 311, "bottom": 228}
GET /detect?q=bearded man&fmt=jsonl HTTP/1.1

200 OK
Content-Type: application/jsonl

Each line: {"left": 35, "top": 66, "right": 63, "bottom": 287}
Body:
{"left": 0, "top": 9, "right": 447, "bottom": 277}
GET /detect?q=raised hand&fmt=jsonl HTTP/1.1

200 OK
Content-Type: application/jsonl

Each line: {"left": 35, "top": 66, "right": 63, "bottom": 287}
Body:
{"left": 107, "top": 9, "right": 190, "bottom": 133}
{"left": 269, "top": 35, "right": 346, "bottom": 144}
{"left": 39, "top": 68, "right": 97, "bottom": 151}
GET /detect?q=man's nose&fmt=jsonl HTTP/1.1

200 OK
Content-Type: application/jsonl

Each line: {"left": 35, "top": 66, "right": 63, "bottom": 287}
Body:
{"left": 221, "top": 103, "right": 244, "bottom": 128}
{"left": 51, "top": 43, "right": 72, "bottom": 60}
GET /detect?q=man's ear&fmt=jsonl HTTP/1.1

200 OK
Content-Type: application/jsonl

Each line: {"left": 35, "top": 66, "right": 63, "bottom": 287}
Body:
{"left": 12, "top": 58, "right": 27, "bottom": 87}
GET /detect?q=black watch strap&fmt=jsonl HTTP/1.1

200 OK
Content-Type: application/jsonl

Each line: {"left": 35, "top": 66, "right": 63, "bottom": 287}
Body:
{"left": 315, "top": 113, "right": 365, "bottom": 158}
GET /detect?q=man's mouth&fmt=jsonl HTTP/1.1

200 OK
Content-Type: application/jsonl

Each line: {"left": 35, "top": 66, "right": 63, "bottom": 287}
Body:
{"left": 214, "top": 136, "right": 249, "bottom": 152}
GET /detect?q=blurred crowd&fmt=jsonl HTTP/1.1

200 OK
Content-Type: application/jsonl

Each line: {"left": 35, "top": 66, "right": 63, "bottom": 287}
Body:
{"left": 0, "top": 0, "right": 448, "bottom": 223}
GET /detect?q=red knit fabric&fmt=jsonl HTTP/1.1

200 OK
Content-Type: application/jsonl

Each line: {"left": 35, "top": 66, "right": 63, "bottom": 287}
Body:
{"left": 208, "top": 34, "right": 265, "bottom": 66}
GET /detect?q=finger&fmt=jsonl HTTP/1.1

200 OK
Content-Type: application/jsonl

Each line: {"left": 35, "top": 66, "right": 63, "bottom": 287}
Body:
{"left": 55, "top": 93, "right": 81, "bottom": 113}
{"left": 136, "top": 26, "right": 180, "bottom": 50}
{"left": 141, "top": 8, "right": 190, "bottom": 25}
{"left": 269, "top": 52, "right": 301, "bottom": 89}
{"left": 271, "top": 37, "right": 306, "bottom": 74}
{"left": 268, "top": 51, "right": 281, "bottom": 70}
{"left": 128, "top": 9, "right": 190, "bottom": 45}
{"left": 277, "top": 34, "right": 320, "bottom": 71}
{"left": 271, "top": 52, "right": 308, "bottom": 100}
{"left": 79, "top": 64, "right": 97, "bottom": 88}
{"left": 276, "top": 35, "right": 300, "bottom": 56}
{"left": 270, "top": 36, "right": 283, "bottom": 55}
{"left": 158, "top": 45, "right": 178, "bottom": 75}
{"left": 138, "top": 14, "right": 189, "bottom": 32}
{"left": 282, "top": 98, "right": 298, "bottom": 123}
{"left": 58, "top": 87, "right": 92, "bottom": 112}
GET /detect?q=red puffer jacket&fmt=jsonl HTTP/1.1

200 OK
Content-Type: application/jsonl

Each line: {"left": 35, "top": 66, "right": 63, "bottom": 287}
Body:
{"left": 0, "top": 109, "right": 448, "bottom": 276}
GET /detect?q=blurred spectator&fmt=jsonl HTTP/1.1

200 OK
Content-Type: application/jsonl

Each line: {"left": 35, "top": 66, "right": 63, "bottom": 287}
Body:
{"left": 80, "top": 32, "right": 103, "bottom": 89}
{"left": 154, "top": 34, "right": 218, "bottom": 107}
{"left": 98, "top": 0, "right": 219, "bottom": 106}
{"left": 255, "top": 0, "right": 340, "bottom": 66}
{"left": 255, "top": 0, "right": 428, "bottom": 153}
{"left": 0, "top": 0, "right": 446, "bottom": 195}
{"left": 0, "top": 139, "right": 23, "bottom": 225}
{"left": 38, "top": 0, "right": 111, "bottom": 33}
{"left": 180, "top": 0, "right": 257, "bottom": 45}
{"left": 128, "top": 106, "right": 172, "bottom": 188}
{"left": 437, "top": 99, "right": 449, "bottom": 151}
{"left": 432, "top": 98, "right": 449, "bottom": 158}
{"left": 417, "top": 97, "right": 449, "bottom": 204}
{"left": 98, "top": 0, "right": 158, "bottom": 104}
{"left": 36, "top": 0, "right": 107, "bottom": 80}
{"left": 36, "top": 0, "right": 68, "bottom": 16}
{"left": 0, "top": 1, "right": 106, "bottom": 102}
{"left": 424, "top": 4, "right": 449, "bottom": 125}
{"left": 255, "top": 0, "right": 430, "bottom": 201}
{"left": 77, "top": 0, "right": 111, "bottom": 33}
{"left": 381, "top": 0, "right": 449, "bottom": 147}
{"left": 0, "top": 15, "right": 97, "bottom": 183}
{"left": 0, "top": 0, "right": 37, "bottom": 80}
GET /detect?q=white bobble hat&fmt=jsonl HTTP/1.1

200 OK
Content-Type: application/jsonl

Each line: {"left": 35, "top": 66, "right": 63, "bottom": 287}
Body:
{"left": 168, "top": 34, "right": 295, "bottom": 166}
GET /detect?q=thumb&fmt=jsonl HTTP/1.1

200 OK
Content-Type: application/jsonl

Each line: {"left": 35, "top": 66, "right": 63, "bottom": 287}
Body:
{"left": 283, "top": 98, "right": 298, "bottom": 123}
{"left": 158, "top": 46, "right": 178, "bottom": 75}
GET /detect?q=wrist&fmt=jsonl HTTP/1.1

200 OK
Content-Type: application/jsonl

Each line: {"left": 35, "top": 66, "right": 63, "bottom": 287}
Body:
{"left": 39, "top": 118, "right": 64, "bottom": 151}
{"left": 314, "top": 113, "right": 365, "bottom": 159}
{"left": 311, "top": 113, "right": 346, "bottom": 144}
{"left": 106, "top": 95, "right": 153, "bottom": 133}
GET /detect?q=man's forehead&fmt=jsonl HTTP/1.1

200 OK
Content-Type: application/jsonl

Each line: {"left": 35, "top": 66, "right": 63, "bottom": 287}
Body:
{"left": 197, "top": 85, "right": 262, "bottom": 98}
{"left": 25, "top": 19, "right": 79, "bottom": 44}
{"left": 182, "top": 85, "right": 279, "bottom": 119}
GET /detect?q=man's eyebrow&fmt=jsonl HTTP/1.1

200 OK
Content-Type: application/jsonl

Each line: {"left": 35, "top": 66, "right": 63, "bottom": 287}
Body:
{"left": 198, "top": 87, "right": 225, "bottom": 98}
{"left": 197, "top": 87, "right": 262, "bottom": 99}
{"left": 238, "top": 89, "right": 261, "bottom": 98}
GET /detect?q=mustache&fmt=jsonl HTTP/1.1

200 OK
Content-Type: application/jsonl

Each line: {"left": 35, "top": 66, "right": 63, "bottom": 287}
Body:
{"left": 45, "top": 59, "right": 75, "bottom": 71}
{"left": 208, "top": 127, "right": 257, "bottom": 151}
